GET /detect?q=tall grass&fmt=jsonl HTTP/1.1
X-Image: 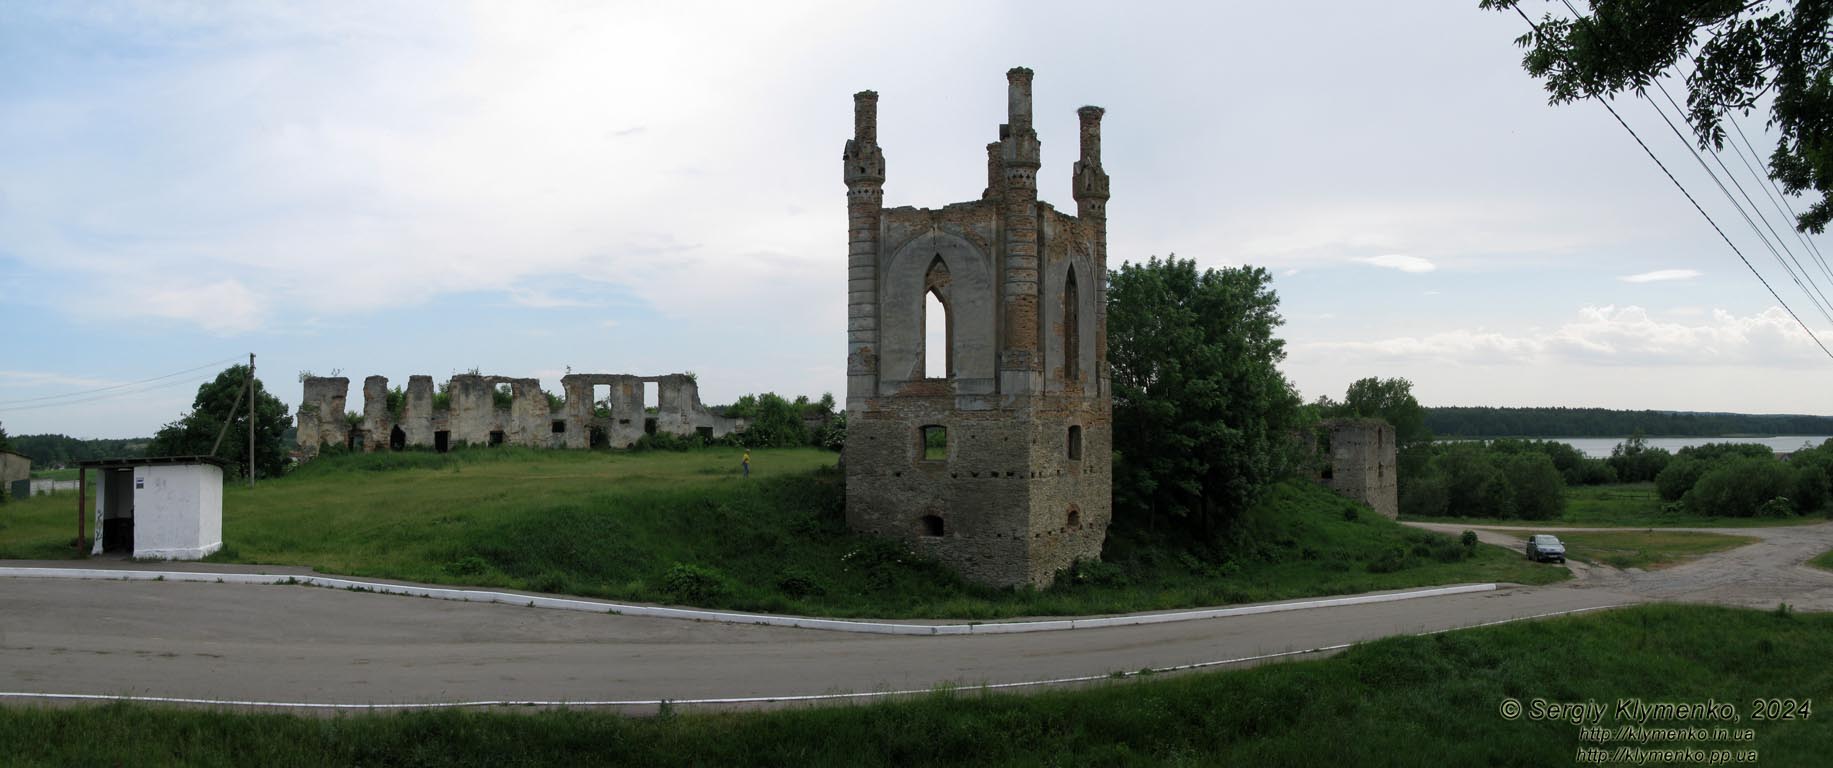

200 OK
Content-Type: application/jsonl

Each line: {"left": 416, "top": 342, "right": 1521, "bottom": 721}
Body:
{"left": 3, "top": 448, "right": 1565, "bottom": 618}
{"left": 1, "top": 605, "right": 1827, "bottom": 766}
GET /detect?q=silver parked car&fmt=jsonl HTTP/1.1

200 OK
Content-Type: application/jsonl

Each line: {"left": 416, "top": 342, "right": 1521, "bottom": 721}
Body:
{"left": 1526, "top": 534, "right": 1566, "bottom": 563}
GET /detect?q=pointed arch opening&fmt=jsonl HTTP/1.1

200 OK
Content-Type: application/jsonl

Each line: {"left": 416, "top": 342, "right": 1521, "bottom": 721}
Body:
{"left": 1063, "top": 265, "right": 1080, "bottom": 385}
{"left": 923, "top": 256, "right": 953, "bottom": 380}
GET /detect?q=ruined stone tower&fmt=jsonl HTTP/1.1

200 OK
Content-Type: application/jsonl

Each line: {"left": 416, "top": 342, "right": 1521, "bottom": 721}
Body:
{"left": 842, "top": 68, "right": 1112, "bottom": 588}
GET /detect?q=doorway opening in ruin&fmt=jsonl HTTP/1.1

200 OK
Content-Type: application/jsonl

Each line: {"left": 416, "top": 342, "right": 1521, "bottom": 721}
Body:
{"left": 99, "top": 469, "right": 134, "bottom": 554}
{"left": 551, "top": 420, "right": 566, "bottom": 434}
{"left": 434, "top": 431, "right": 450, "bottom": 453}
{"left": 589, "top": 426, "right": 608, "bottom": 449}
{"left": 920, "top": 514, "right": 945, "bottom": 537}
{"left": 347, "top": 430, "right": 365, "bottom": 452}
{"left": 696, "top": 426, "right": 713, "bottom": 442}
{"left": 644, "top": 417, "right": 658, "bottom": 436}
{"left": 592, "top": 385, "right": 613, "bottom": 421}
{"left": 643, "top": 381, "right": 658, "bottom": 414}
{"left": 920, "top": 425, "right": 947, "bottom": 462}
{"left": 1064, "top": 265, "right": 1080, "bottom": 383}
{"left": 488, "top": 430, "right": 505, "bottom": 447}
{"left": 389, "top": 426, "right": 406, "bottom": 451}
{"left": 1067, "top": 425, "right": 1082, "bottom": 460}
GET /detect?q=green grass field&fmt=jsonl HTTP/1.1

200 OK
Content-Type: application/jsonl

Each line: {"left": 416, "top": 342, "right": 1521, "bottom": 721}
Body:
{"left": 1406, "top": 482, "right": 1830, "bottom": 528}
{"left": 1, "top": 604, "right": 1826, "bottom": 766}
{"left": 1811, "top": 548, "right": 1833, "bottom": 572}
{"left": 0, "top": 447, "right": 1563, "bottom": 618}
{"left": 1556, "top": 530, "right": 1759, "bottom": 570}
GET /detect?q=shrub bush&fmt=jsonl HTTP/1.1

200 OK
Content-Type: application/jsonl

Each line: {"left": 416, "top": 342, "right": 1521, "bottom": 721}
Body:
{"left": 661, "top": 563, "right": 728, "bottom": 604}
{"left": 1684, "top": 458, "right": 1795, "bottom": 517}
{"left": 1655, "top": 456, "right": 1712, "bottom": 502}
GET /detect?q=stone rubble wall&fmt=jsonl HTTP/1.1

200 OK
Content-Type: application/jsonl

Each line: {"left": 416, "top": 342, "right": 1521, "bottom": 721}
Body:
{"left": 1315, "top": 418, "right": 1399, "bottom": 519}
{"left": 295, "top": 372, "right": 744, "bottom": 457}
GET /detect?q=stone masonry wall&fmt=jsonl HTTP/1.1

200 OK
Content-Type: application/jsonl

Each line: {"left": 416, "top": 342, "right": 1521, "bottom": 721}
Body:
{"left": 1316, "top": 418, "right": 1399, "bottom": 519}
{"left": 295, "top": 372, "right": 744, "bottom": 458}
{"left": 843, "top": 67, "right": 1112, "bottom": 589}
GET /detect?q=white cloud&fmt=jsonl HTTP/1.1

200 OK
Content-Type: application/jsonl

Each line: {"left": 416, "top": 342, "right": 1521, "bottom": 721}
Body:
{"left": 1354, "top": 254, "right": 1437, "bottom": 273}
{"left": 1619, "top": 269, "right": 1702, "bottom": 283}
{"left": 1300, "top": 305, "right": 1829, "bottom": 368}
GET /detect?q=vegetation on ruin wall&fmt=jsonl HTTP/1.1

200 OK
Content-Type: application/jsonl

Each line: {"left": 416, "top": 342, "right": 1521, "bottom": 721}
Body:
{"left": 1, "top": 449, "right": 1564, "bottom": 615}
{"left": 5, "top": 605, "right": 1829, "bottom": 766}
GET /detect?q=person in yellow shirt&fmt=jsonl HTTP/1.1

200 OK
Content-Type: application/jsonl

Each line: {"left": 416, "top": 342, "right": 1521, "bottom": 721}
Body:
{"left": 742, "top": 449, "right": 751, "bottom": 478}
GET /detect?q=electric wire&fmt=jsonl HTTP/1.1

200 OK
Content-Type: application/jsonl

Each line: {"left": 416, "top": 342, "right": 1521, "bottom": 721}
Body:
{"left": 0, "top": 356, "right": 242, "bottom": 406}
{"left": 1726, "top": 115, "right": 1833, "bottom": 286}
{"left": 1646, "top": 77, "right": 1833, "bottom": 324}
{"left": 1512, "top": 4, "right": 1833, "bottom": 360}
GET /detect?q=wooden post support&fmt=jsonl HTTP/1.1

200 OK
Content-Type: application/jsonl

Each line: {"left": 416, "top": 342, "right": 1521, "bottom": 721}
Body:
{"left": 76, "top": 466, "right": 87, "bottom": 555}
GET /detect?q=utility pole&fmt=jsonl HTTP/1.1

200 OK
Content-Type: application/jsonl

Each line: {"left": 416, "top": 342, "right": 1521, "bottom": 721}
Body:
{"left": 248, "top": 353, "right": 256, "bottom": 489}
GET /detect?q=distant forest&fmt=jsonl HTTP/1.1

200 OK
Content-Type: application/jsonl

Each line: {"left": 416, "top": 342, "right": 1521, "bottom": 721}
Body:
{"left": 1425, "top": 407, "right": 1833, "bottom": 439}
{"left": 8, "top": 434, "right": 149, "bottom": 468}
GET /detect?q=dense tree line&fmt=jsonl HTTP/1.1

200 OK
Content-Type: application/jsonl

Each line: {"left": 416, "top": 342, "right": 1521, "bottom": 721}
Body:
{"left": 6, "top": 433, "right": 150, "bottom": 467}
{"left": 1656, "top": 441, "right": 1832, "bottom": 518}
{"left": 1425, "top": 407, "right": 1833, "bottom": 438}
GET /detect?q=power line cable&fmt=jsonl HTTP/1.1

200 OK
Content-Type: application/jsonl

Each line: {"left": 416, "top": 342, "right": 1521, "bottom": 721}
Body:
{"left": 0, "top": 356, "right": 242, "bottom": 406}
{"left": 1510, "top": 5, "right": 1833, "bottom": 360}
{"left": 0, "top": 374, "right": 218, "bottom": 414}
{"left": 1645, "top": 78, "right": 1833, "bottom": 325}
{"left": 1725, "top": 115, "right": 1833, "bottom": 286}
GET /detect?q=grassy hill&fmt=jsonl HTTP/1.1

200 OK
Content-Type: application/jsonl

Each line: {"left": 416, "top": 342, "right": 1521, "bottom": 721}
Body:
{"left": 3, "top": 604, "right": 1826, "bottom": 766}
{"left": 0, "top": 447, "right": 1564, "bottom": 618}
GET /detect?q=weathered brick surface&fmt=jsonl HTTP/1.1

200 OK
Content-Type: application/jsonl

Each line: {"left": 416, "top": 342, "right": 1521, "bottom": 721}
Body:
{"left": 1316, "top": 419, "right": 1399, "bottom": 519}
{"left": 843, "top": 68, "right": 1113, "bottom": 588}
{"left": 296, "top": 372, "right": 743, "bottom": 456}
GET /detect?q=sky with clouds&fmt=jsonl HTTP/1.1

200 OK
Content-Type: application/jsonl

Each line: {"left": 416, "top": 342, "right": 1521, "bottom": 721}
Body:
{"left": 2, "top": 1, "right": 1829, "bottom": 439}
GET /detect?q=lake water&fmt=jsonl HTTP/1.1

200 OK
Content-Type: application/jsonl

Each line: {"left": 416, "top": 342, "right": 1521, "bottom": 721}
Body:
{"left": 1455, "top": 436, "right": 1832, "bottom": 459}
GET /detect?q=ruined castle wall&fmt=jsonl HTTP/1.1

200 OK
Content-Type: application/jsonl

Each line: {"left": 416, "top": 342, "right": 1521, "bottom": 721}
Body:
{"left": 1318, "top": 419, "right": 1398, "bottom": 519}
{"left": 403, "top": 376, "right": 435, "bottom": 447}
{"left": 842, "top": 68, "right": 1111, "bottom": 589}
{"left": 295, "top": 377, "right": 350, "bottom": 458}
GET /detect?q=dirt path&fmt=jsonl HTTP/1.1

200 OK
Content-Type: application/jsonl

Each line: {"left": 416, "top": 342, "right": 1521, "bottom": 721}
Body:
{"left": 1406, "top": 521, "right": 1833, "bottom": 610}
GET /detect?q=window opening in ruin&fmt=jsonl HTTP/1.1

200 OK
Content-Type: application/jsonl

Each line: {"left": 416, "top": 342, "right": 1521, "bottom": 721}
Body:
{"left": 389, "top": 426, "right": 406, "bottom": 451}
{"left": 1067, "top": 425, "right": 1082, "bottom": 460}
{"left": 1064, "top": 265, "right": 1080, "bottom": 383}
{"left": 493, "top": 383, "right": 514, "bottom": 410}
{"left": 489, "top": 430, "right": 505, "bottom": 447}
{"left": 925, "top": 289, "right": 950, "bottom": 379}
{"left": 1067, "top": 505, "right": 1081, "bottom": 529}
{"left": 588, "top": 426, "right": 608, "bottom": 449}
{"left": 592, "top": 385, "right": 612, "bottom": 420}
{"left": 920, "top": 514, "right": 945, "bottom": 537}
{"left": 921, "top": 425, "right": 947, "bottom": 462}
{"left": 551, "top": 420, "right": 566, "bottom": 434}
{"left": 643, "top": 381, "right": 658, "bottom": 414}
{"left": 434, "top": 430, "right": 450, "bottom": 453}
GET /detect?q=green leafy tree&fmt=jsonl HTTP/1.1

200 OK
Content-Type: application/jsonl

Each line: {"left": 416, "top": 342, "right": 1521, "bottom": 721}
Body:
{"left": 1685, "top": 456, "right": 1796, "bottom": 516}
{"left": 724, "top": 393, "right": 810, "bottom": 448}
{"left": 0, "top": 421, "right": 11, "bottom": 452}
{"left": 1483, "top": 0, "right": 1833, "bottom": 232}
{"left": 1608, "top": 430, "right": 1674, "bottom": 482}
{"left": 146, "top": 365, "right": 293, "bottom": 479}
{"left": 1326, "top": 377, "right": 1432, "bottom": 448}
{"left": 1109, "top": 256, "right": 1304, "bottom": 537}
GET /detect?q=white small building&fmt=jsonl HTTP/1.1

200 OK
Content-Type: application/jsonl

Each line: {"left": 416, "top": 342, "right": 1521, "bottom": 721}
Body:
{"left": 81, "top": 457, "right": 225, "bottom": 560}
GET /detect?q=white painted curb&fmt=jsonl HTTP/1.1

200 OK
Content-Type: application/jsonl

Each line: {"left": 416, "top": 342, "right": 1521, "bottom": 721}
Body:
{"left": 0, "top": 567, "right": 1497, "bottom": 636}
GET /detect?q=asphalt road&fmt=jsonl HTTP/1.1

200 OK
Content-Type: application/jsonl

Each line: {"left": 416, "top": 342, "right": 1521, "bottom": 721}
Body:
{"left": 4, "top": 521, "right": 1828, "bottom": 710}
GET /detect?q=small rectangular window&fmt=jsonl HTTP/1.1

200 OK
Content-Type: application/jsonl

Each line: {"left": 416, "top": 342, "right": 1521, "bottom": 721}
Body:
{"left": 1067, "top": 425, "right": 1083, "bottom": 460}
{"left": 921, "top": 425, "right": 947, "bottom": 462}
